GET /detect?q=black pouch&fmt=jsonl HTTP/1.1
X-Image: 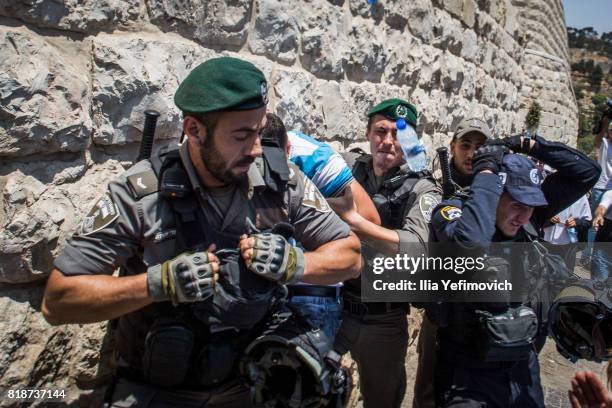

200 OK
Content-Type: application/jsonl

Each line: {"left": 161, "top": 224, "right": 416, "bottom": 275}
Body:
{"left": 142, "top": 323, "right": 194, "bottom": 387}
{"left": 474, "top": 305, "right": 538, "bottom": 362}
{"left": 198, "top": 337, "right": 240, "bottom": 387}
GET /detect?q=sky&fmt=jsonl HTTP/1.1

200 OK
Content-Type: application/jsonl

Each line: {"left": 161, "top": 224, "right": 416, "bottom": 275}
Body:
{"left": 562, "top": 0, "right": 612, "bottom": 35}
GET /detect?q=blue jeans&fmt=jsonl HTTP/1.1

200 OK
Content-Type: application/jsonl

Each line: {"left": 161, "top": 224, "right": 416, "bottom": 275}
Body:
{"left": 592, "top": 231, "right": 611, "bottom": 281}
{"left": 288, "top": 294, "right": 343, "bottom": 342}
{"left": 582, "top": 188, "right": 606, "bottom": 262}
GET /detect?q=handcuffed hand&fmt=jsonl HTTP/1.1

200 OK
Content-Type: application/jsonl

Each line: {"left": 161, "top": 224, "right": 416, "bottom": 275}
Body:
{"left": 239, "top": 233, "right": 305, "bottom": 284}
{"left": 147, "top": 245, "right": 218, "bottom": 304}
{"left": 472, "top": 143, "right": 508, "bottom": 174}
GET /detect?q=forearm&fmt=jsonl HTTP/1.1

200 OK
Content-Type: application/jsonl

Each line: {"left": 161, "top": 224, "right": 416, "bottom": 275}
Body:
{"left": 595, "top": 205, "right": 606, "bottom": 219}
{"left": 301, "top": 233, "right": 362, "bottom": 284}
{"left": 42, "top": 269, "right": 152, "bottom": 325}
{"left": 343, "top": 211, "right": 399, "bottom": 254}
{"left": 350, "top": 180, "right": 381, "bottom": 225}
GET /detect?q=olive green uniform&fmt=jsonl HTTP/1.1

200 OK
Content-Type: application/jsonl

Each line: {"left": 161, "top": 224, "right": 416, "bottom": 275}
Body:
{"left": 54, "top": 142, "right": 351, "bottom": 407}
{"left": 335, "top": 153, "right": 440, "bottom": 408}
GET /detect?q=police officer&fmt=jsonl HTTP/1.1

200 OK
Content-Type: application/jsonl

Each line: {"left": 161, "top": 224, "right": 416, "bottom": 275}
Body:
{"left": 430, "top": 134, "right": 600, "bottom": 407}
{"left": 41, "top": 57, "right": 362, "bottom": 407}
{"left": 448, "top": 117, "right": 492, "bottom": 188}
{"left": 413, "top": 117, "right": 492, "bottom": 408}
{"left": 335, "top": 98, "right": 441, "bottom": 408}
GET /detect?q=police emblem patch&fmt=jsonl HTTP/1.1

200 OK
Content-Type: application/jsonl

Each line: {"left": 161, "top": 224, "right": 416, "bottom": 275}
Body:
{"left": 419, "top": 193, "right": 440, "bottom": 223}
{"left": 396, "top": 104, "right": 408, "bottom": 118}
{"left": 80, "top": 193, "right": 120, "bottom": 235}
{"left": 439, "top": 205, "right": 462, "bottom": 221}
{"left": 529, "top": 169, "right": 540, "bottom": 185}
{"left": 261, "top": 81, "right": 269, "bottom": 104}
{"left": 302, "top": 178, "right": 331, "bottom": 213}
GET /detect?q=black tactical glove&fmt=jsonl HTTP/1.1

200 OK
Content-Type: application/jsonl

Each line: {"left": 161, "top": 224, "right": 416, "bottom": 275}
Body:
{"left": 472, "top": 143, "right": 508, "bottom": 174}
{"left": 246, "top": 233, "right": 305, "bottom": 284}
{"left": 147, "top": 251, "right": 218, "bottom": 305}
{"left": 501, "top": 133, "right": 536, "bottom": 154}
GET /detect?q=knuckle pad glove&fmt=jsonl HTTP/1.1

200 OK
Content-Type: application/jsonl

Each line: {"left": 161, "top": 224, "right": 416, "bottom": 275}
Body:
{"left": 472, "top": 144, "right": 507, "bottom": 174}
{"left": 249, "top": 233, "right": 305, "bottom": 284}
{"left": 147, "top": 251, "right": 215, "bottom": 304}
{"left": 502, "top": 135, "right": 522, "bottom": 152}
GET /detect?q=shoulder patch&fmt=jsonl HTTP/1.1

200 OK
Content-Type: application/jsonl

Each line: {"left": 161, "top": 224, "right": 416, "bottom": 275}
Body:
{"left": 80, "top": 193, "right": 120, "bottom": 235}
{"left": 439, "top": 205, "right": 462, "bottom": 221}
{"left": 419, "top": 193, "right": 440, "bottom": 223}
{"left": 127, "top": 170, "right": 159, "bottom": 198}
{"left": 302, "top": 177, "right": 332, "bottom": 213}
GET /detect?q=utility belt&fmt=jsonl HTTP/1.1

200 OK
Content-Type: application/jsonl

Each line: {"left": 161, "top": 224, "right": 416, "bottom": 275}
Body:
{"left": 288, "top": 285, "right": 342, "bottom": 299}
{"left": 343, "top": 294, "right": 409, "bottom": 317}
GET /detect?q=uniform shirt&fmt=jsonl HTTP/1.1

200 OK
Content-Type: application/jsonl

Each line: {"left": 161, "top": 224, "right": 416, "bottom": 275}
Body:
{"left": 288, "top": 131, "right": 353, "bottom": 198}
{"left": 55, "top": 141, "right": 351, "bottom": 277}
{"left": 543, "top": 195, "right": 591, "bottom": 245}
{"left": 343, "top": 152, "right": 441, "bottom": 250}
{"left": 594, "top": 138, "right": 612, "bottom": 190}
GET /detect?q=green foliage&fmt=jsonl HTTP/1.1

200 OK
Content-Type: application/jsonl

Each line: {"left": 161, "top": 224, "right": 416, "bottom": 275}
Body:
{"left": 575, "top": 87, "right": 585, "bottom": 100}
{"left": 577, "top": 134, "right": 595, "bottom": 157}
{"left": 591, "top": 65, "right": 604, "bottom": 90}
{"left": 525, "top": 102, "right": 542, "bottom": 130}
{"left": 592, "top": 93, "right": 607, "bottom": 107}
{"left": 578, "top": 112, "right": 591, "bottom": 137}
{"left": 567, "top": 26, "right": 612, "bottom": 58}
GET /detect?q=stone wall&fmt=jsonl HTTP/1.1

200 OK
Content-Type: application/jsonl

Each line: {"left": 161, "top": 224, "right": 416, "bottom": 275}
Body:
{"left": 0, "top": 0, "right": 577, "bottom": 405}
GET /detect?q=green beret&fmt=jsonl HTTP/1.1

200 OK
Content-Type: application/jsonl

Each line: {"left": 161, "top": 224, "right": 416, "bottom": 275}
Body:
{"left": 367, "top": 98, "right": 417, "bottom": 127}
{"left": 174, "top": 57, "right": 269, "bottom": 113}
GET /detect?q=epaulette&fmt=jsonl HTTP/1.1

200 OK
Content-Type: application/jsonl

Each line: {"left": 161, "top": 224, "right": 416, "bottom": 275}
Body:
{"left": 127, "top": 169, "right": 159, "bottom": 199}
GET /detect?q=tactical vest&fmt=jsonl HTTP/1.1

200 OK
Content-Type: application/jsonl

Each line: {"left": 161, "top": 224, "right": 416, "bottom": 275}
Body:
{"left": 113, "top": 146, "right": 291, "bottom": 389}
{"left": 352, "top": 154, "right": 433, "bottom": 230}
{"left": 436, "top": 223, "right": 571, "bottom": 362}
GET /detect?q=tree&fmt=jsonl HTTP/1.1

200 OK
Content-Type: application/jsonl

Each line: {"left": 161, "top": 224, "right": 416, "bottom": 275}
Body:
{"left": 591, "top": 65, "right": 604, "bottom": 90}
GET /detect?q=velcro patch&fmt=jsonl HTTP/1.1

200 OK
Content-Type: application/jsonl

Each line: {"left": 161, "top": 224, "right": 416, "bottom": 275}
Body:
{"left": 439, "top": 205, "right": 462, "bottom": 221}
{"left": 80, "top": 193, "right": 120, "bottom": 235}
{"left": 302, "top": 177, "right": 331, "bottom": 213}
{"left": 419, "top": 193, "right": 440, "bottom": 223}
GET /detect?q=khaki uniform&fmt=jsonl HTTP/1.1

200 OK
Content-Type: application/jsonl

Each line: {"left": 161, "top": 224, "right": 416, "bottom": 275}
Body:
{"left": 55, "top": 143, "right": 351, "bottom": 407}
{"left": 335, "top": 153, "right": 440, "bottom": 408}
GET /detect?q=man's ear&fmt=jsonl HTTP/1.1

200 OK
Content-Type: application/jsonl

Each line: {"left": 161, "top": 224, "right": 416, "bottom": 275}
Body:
{"left": 183, "top": 116, "right": 205, "bottom": 146}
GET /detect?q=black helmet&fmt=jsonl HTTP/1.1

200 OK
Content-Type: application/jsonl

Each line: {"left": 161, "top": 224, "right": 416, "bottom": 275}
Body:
{"left": 240, "top": 309, "right": 351, "bottom": 408}
{"left": 548, "top": 279, "right": 612, "bottom": 363}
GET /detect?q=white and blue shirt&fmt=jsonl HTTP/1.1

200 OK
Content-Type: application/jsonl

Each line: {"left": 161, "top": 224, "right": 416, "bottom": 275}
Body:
{"left": 288, "top": 130, "right": 353, "bottom": 198}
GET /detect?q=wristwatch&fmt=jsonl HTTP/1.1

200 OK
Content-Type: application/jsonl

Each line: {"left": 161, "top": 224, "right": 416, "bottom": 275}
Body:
{"left": 522, "top": 132, "right": 536, "bottom": 153}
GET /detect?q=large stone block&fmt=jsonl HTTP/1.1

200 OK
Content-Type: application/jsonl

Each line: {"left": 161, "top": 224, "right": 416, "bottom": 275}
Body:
{"left": 272, "top": 69, "right": 324, "bottom": 136}
{"left": 299, "top": 0, "right": 349, "bottom": 79}
{"left": 91, "top": 33, "right": 216, "bottom": 146}
{"left": 0, "top": 27, "right": 91, "bottom": 157}
{"left": 345, "top": 19, "right": 388, "bottom": 82}
{"left": 147, "top": 0, "right": 251, "bottom": 48}
{"left": 0, "top": 158, "right": 127, "bottom": 283}
{"left": 0, "top": 0, "right": 143, "bottom": 32}
{"left": 249, "top": 0, "right": 299, "bottom": 64}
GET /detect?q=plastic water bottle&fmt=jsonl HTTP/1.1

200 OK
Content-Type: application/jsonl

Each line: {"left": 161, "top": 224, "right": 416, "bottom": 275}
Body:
{"left": 395, "top": 118, "right": 428, "bottom": 172}
{"left": 567, "top": 227, "right": 578, "bottom": 244}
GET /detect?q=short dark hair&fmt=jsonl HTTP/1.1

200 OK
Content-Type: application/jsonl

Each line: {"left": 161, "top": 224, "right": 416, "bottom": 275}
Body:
{"left": 183, "top": 111, "right": 220, "bottom": 140}
{"left": 261, "top": 113, "right": 288, "bottom": 148}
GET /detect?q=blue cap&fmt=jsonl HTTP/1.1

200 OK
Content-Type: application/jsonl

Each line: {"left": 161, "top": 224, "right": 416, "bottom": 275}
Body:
{"left": 498, "top": 154, "right": 547, "bottom": 207}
